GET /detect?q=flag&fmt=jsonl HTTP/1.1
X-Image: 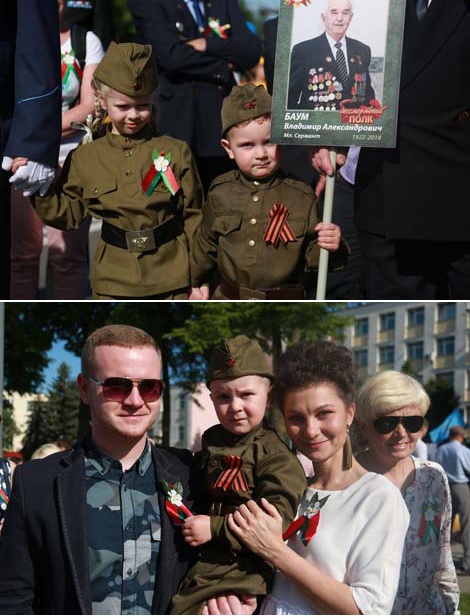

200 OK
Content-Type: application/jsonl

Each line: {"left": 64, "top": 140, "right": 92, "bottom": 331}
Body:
{"left": 429, "top": 408, "right": 466, "bottom": 444}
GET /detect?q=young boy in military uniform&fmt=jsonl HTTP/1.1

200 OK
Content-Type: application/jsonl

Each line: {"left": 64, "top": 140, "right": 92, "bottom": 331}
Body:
{"left": 189, "top": 83, "right": 348, "bottom": 300}
{"left": 170, "top": 335, "right": 307, "bottom": 615}
{"left": 32, "top": 42, "right": 205, "bottom": 299}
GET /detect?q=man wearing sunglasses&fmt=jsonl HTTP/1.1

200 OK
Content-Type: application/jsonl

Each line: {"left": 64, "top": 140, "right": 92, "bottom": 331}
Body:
{"left": 0, "top": 324, "right": 200, "bottom": 614}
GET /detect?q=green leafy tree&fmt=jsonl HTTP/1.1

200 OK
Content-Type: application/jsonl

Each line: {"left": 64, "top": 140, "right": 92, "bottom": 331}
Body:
{"left": 1, "top": 400, "right": 19, "bottom": 451}
{"left": 424, "top": 377, "right": 460, "bottom": 430}
{"left": 21, "top": 396, "right": 54, "bottom": 460}
{"left": 401, "top": 359, "right": 418, "bottom": 377}
{"left": 47, "top": 363, "right": 81, "bottom": 445}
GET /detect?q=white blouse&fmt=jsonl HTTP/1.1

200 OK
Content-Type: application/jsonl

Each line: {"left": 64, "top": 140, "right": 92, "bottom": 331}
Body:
{"left": 261, "top": 472, "right": 410, "bottom": 615}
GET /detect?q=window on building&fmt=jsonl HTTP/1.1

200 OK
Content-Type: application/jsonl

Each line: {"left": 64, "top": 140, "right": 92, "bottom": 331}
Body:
{"left": 178, "top": 393, "right": 186, "bottom": 411}
{"left": 437, "top": 336, "right": 454, "bottom": 356}
{"left": 178, "top": 425, "right": 185, "bottom": 442}
{"left": 408, "top": 307, "right": 424, "bottom": 327}
{"left": 380, "top": 312, "right": 395, "bottom": 331}
{"left": 354, "top": 349, "right": 368, "bottom": 367}
{"left": 407, "top": 341, "right": 424, "bottom": 359}
{"left": 355, "top": 317, "right": 369, "bottom": 336}
{"left": 438, "top": 303, "right": 456, "bottom": 321}
{"left": 436, "top": 372, "right": 454, "bottom": 385}
{"left": 379, "top": 345, "right": 394, "bottom": 365}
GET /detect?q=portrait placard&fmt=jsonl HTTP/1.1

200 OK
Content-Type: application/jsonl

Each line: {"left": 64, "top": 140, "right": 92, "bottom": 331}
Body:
{"left": 271, "top": 0, "right": 406, "bottom": 147}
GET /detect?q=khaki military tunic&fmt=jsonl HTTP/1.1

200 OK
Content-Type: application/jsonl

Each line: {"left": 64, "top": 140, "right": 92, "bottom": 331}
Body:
{"left": 33, "top": 126, "right": 203, "bottom": 297}
{"left": 170, "top": 423, "right": 307, "bottom": 615}
{"left": 189, "top": 169, "right": 347, "bottom": 298}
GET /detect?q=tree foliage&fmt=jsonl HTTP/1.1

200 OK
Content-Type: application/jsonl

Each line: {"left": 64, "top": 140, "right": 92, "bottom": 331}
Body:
{"left": 424, "top": 377, "right": 460, "bottom": 430}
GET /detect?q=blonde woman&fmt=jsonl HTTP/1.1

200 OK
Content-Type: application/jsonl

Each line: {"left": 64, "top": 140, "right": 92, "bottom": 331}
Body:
{"left": 355, "top": 370, "right": 459, "bottom": 614}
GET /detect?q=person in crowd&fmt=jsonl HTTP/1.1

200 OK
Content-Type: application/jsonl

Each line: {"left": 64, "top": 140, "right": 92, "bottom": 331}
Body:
{"left": 170, "top": 335, "right": 306, "bottom": 614}
{"left": 0, "top": 457, "right": 16, "bottom": 535}
{"left": 31, "top": 42, "right": 205, "bottom": 300}
{"left": 288, "top": 0, "right": 375, "bottom": 111}
{"left": 128, "top": 0, "right": 262, "bottom": 193}
{"left": 189, "top": 83, "right": 347, "bottom": 300}
{"left": 0, "top": 0, "right": 62, "bottom": 298}
{"left": 312, "top": 0, "right": 470, "bottom": 299}
{"left": 355, "top": 370, "right": 459, "bottom": 614}
{"left": 10, "top": 0, "right": 105, "bottom": 300}
{"left": 30, "top": 442, "right": 63, "bottom": 460}
{"left": 437, "top": 425, "right": 470, "bottom": 575}
{"left": 63, "top": 0, "right": 115, "bottom": 49}
{"left": 225, "top": 340, "right": 409, "bottom": 614}
{"left": 413, "top": 417, "right": 429, "bottom": 460}
{"left": 0, "top": 324, "right": 200, "bottom": 614}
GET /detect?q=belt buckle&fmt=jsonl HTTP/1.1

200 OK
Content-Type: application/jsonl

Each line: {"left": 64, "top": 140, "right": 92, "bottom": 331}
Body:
{"left": 125, "top": 229, "right": 156, "bottom": 252}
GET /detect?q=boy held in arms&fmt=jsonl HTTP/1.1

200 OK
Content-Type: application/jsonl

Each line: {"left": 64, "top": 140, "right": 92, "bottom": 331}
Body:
{"left": 31, "top": 42, "right": 204, "bottom": 299}
{"left": 170, "top": 335, "right": 307, "bottom": 615}
{"left": 189, "top": 83, "right": 348, "bottom": 300}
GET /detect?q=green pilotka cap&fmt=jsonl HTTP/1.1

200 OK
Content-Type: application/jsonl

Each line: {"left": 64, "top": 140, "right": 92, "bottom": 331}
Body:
{"left": 207, "top": 335, "right": 273, "bottom": 385}
{"left": 93, "top": 42, "right": 158, "bottom": 96}
{"left": 221, "top": 83, "right": 272, "bottom": 136}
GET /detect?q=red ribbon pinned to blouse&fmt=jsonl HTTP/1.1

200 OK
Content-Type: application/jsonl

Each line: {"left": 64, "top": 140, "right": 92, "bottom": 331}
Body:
{"left": 264, "top": 201, "right": 297, "bottom": 247}
{"left": 213, "top": 455, "right": 249, "bottom": 492}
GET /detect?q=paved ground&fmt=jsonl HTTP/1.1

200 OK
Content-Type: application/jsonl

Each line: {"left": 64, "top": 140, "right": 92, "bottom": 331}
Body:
{"left": 453, "top": 541, "right": 470, "bottom": 594}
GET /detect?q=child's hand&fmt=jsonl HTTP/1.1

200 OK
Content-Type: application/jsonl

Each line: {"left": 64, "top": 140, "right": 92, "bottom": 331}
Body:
{"left": 188, "top": 286, "right": 210, "bottom": 300}
{"left": 315, "top": 222, "right": 341, "bottom": 252}
{"left": 181, "top": 514, "right": 211, "bottom": 547}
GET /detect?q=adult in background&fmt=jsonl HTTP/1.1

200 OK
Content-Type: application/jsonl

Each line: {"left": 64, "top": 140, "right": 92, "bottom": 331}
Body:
{"left": 355, "top": 371, "right": 459, "bottom": 614}
{"left": 288, "top": 0, "right": 375, "bottom": 111}
{"left": 413, "top": 417, "right": 429, "bottom": 460}
{"left": 128, "top": 0, "right": 262, "bottom": 193}
{"left": 63, "top": 0, "right": 115, "bottom": 49}
{"left": 226, "top": 340, "right": 409, "bottom": 614}
{"left": 0, "top": 324, "right": 199, "bottom": 614}
{"left": 437, "top": 425, "right": 470, "bottom": 574}
{"left": 0, "top": 0, "right": 62, "bottom": 298}
{"left": 313, "top": 0, "right": 470, "bottom": 299}
{"left": 10, "top": 0, "right": 105, "bottom": 299}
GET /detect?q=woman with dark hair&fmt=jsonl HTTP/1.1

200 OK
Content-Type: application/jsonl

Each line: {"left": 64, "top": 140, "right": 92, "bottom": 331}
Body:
{"left": 226, "top": 340, "right": 409, "bottom": 615}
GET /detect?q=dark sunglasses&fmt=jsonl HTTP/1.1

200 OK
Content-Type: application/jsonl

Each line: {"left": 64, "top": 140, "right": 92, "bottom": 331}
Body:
{"left": 372, "top": 415, "right": 425, "bottom": 434}
{"left": 86, "top": 375, "right": 163, "bottom": 403}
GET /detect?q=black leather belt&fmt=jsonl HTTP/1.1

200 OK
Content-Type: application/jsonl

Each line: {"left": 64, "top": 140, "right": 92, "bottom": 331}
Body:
{"left": 220, "top": 278, "right": 305, "bottom": 300}
{"left": 101, "top": 217, "right": 183, "bottom": 253}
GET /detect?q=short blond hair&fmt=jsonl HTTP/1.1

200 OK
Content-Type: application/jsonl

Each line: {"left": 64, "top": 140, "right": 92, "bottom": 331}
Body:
{"left": 356, "top": 370, "right": 430, "bottom": 423}
{"left": 81, "top": 324, "right": 160, "bottom": 375}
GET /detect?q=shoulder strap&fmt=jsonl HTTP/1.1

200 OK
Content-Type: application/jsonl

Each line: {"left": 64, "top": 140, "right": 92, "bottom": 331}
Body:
{"left": 71, "top": 24, "right": 87, "bottom": 67}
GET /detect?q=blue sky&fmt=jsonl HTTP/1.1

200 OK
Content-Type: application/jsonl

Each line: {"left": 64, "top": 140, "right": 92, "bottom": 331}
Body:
{"left": 43, "top": 340, "right": 81, "bottom": 391}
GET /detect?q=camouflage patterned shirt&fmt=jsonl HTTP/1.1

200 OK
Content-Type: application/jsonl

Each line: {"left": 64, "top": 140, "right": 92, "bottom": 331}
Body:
{"left": 84, "top": 437, "right": 161, "bottom": 615}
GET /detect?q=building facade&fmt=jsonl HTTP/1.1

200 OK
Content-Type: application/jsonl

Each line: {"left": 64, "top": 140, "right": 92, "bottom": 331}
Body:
{"left": 342, "top": 302, "right": 470, "bottom": 420}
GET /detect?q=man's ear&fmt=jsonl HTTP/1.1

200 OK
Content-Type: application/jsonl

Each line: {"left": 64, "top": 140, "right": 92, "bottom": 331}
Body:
{"left": 221, "top": 138, "right": 235, "bottom": 159}
{"left": 77, "top": 373, "right": 91, "bottom": 405}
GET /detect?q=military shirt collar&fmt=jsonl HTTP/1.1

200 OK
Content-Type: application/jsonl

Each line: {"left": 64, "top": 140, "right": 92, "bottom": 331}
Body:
{"left": 84, "top": 433, "right": 153, "bottom": 476}
{"left": 105, "top": 124, "right": 157, "bottom": 150}
{"left": 211, "top": 421, "right": 265, "bottom": 447}
{"left": 238, "top": 169, "right": 283, "bottom": 190}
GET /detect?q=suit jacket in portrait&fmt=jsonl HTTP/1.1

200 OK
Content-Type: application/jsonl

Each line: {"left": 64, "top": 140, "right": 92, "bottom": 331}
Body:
{"left": 355, "top": 0, "right": 470, "bottom": 242}
{"left": 288, "top": 32, "right": 375, "bottom": 110}
{"left": 0, "top": 441, "right": 199, "bottom": 615}
{"left": 0, "top": 0, "right": 61, "bottom": 189}
{"left": 129, "top": 0, "right": 262, "bottom": 158}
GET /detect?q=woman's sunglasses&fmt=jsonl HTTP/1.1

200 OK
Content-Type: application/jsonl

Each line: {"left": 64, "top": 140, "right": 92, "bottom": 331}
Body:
{"left": 86, "top": 375, "right": 163, "bottom": 403}
{"left": 372, "top": 415, "right": 425, "bottom": 434}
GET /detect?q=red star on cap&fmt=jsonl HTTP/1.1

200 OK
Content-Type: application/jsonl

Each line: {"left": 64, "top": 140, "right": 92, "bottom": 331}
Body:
{"left": 226, "top": 358, "right": 237, "bottom": 366}
{"left": 244, "top": 101, "right": 256, "bottom": 109}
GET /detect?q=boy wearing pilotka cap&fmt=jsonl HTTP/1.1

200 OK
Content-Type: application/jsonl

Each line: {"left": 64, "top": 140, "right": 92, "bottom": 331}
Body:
{"left": 170, "top": 334, "right": 306, "bottom": 615}
{"left": 32, "top": 42, "right": 205, "bottom": 299}
{"left": 189, "top": 83, "right": 348, "bottom": 300}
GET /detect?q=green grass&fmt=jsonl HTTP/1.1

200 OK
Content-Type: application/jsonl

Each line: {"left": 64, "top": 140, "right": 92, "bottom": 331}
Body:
{"left": 460, "top": 593, "right": 470, "bottom": 615}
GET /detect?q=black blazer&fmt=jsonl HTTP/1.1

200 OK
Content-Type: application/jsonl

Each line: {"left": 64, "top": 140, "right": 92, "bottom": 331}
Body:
{"left": 129, "top": 0, "right": 262, "bottom": 158}
{"left": 0, "top": 0, "right": 61, "bottom": 188}
{"left": 355, "top": 0, "right": 470, "bottom": 241}
{"left": 0, "top": 442, "right": 199, "bottom": 614}
{"left": 288, "top": 32, "right": 374, "bottom": 109}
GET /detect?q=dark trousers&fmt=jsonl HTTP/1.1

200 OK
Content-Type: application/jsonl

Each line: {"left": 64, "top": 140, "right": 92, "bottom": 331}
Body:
{"left": 358, "top": 230, "right": 470, "bottom": 299}
{"left": 450, "top": 483, "right": 470, "bottom": 570}
{"left": 0, "top": 185, "right": 11, "bottom": 299}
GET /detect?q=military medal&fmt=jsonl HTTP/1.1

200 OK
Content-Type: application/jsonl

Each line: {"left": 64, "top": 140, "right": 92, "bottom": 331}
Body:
{"left": 142, "top": 150, "right": 180, "bottom": 196}
{"left": 161, "top": 480, "right": 193, "bottom": 525}
{"left": 204, "top": 17, "right": 231, "bottom": 38}
{"left": 282, "top": 492, "right": 330, "bottom": 546}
